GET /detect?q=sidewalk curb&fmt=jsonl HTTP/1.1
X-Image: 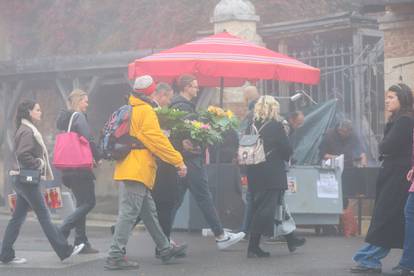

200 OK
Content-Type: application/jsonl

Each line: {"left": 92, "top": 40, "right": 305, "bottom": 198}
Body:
{"left": 0, "top": 206, "right": 145, "bottom": 230}
{"left": 0, "top": 206, "right": 117, "bottom": 221}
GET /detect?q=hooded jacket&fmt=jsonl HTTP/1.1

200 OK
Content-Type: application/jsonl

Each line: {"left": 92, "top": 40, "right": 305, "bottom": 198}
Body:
{"left": 113, "top": 95, "right": 184, "bottom": 189}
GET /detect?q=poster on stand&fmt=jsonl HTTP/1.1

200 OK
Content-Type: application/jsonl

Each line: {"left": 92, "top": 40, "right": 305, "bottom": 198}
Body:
{"left": 317, "top": 173, "right": 339, "bottom": 199}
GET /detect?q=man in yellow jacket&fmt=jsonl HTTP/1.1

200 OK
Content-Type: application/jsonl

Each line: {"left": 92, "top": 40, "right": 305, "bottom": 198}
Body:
{"left": 105, "top": 75, "right": 187, "bottom": 271}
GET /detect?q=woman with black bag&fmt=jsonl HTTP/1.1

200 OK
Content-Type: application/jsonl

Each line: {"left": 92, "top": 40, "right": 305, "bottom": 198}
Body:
{"left": 0, "top": 100, "right": 84, "bottom": 264}
{"left": 245, "top": 96, "right": 293, "bottom": 258}
{"left": 56, "top": 89, "right": 101, "bottom": 254}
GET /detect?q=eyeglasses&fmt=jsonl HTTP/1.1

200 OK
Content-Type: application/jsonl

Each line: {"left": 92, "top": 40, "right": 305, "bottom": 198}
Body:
{"left": 188, "top": 84, "right": 199, "bottom": 90}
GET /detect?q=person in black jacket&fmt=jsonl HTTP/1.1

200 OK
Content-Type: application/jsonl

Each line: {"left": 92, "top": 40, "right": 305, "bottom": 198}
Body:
{"left": 350, "top": 83, "right": 414, "bottom": 274}
{"left": 0, "top": 100, "right": 84, "bottom": 264}
{"left": 56, "top": 89, "right": 101, "bottom": 254}
{"left": 245, "top": 95, "right": 293, "bottom": 258}
{"left": 169, "top": 74, "right": 245, "bottom": 250}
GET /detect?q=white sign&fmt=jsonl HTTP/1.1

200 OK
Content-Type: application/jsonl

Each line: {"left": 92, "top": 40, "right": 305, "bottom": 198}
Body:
{"left": 317, "top": 173, "right": 339, "bottom": 199}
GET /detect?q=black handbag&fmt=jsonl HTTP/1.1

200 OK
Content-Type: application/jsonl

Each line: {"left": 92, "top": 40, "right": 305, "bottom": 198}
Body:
{"left": 18, "top": 169, "right": 41, "bottom": 185}
{"left": 15, "top": 153, "right": 42, "bottom": 185}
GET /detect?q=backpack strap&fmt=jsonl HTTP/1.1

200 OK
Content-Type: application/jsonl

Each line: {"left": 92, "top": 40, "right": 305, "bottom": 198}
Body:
{"left": 249, "top": 120, "right": 271, "bottom": 135}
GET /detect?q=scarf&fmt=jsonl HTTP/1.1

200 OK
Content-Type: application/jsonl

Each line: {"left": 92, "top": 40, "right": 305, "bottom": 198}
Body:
{"left": 21, "top": 119, "right": 54, "bottom": 181}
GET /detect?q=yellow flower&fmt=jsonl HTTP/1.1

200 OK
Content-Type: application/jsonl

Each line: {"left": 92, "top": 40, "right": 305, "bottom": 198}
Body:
{"left": 207, "top": 106, "right": 216, "bottom": 113}
{"left": 208, "top": 106, "right": 227, "bottom": 116}
{"left": 192, "top": 121, "right": 203, "bottom": 129}
{"left": 226, "top": 110, "right": 234, "bottom": 119}
{"left": 217, "top": 109, "right": 225, "bottom": 116}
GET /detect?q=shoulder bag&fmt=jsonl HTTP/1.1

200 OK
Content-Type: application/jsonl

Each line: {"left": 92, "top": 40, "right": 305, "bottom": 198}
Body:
{"left": 53, "top": 112, "right": 93, "bottom": 169}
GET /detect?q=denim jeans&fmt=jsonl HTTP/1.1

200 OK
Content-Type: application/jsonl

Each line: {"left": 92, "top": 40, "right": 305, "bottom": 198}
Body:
{"left": 60, "top": 175, "right": 96, "bottom": 246}
{"left": 108, "top": 181, "right": 170, "bottom": 259}
{"left": 171, "top": 158, "right": 224, "bottom": 237}
{"left": 399, "top": 192, "right": 414, "bottom": 270}
{"left": 353, "top": 243, "right": 391, "bottom": 269}
{"left": 0, "top": 177, "right": 72, "bottom": 262}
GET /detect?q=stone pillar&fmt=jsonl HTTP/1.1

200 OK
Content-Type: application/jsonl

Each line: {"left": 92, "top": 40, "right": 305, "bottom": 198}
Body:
{"left": 381, "top": 3, "right": 414, "bottom": 90}
{"left": 210, "top": 0, "right": 263, "bottom": 115}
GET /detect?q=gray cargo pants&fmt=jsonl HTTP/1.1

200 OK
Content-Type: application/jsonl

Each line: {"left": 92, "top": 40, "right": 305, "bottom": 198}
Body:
{"left": 108, "top": 180, "right": 170, "bottom": 259}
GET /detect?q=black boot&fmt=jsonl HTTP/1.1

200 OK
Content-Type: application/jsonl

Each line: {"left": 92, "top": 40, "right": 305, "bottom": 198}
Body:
{"left": 247, "top": 233, "right": 270, "bottom": 258}
{"left": 285, "top": 232, "right": 306, "bottom": 252}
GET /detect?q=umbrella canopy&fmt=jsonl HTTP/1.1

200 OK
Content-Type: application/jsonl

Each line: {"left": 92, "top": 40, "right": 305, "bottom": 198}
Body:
{"left": 128, "top": 32, "right": 320, "bottom": 87}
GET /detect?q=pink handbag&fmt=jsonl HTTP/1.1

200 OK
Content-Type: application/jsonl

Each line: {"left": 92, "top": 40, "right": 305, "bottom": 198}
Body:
{"left": 53, "top": 112, "right": 93, "bottom": 169}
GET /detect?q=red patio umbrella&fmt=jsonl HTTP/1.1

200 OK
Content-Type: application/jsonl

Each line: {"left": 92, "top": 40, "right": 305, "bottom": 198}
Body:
{"left": 128, "top": 32, "right": 320, "bottom": 88}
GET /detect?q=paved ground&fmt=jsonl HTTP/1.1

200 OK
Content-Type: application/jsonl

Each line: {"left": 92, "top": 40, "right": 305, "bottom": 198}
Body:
{"left": 0, "top": 213, "right": 403, "bottom": 276}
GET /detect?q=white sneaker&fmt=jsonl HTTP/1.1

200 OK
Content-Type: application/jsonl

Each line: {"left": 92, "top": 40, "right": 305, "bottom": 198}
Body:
{"left": 216, "top": 232, "right": 245, "bottom": 250}
{"left": 10, "top": 257, "right": 27, "bottom": 264}
{"left": 70, "top": 243, "right": 85, "bottom": 257}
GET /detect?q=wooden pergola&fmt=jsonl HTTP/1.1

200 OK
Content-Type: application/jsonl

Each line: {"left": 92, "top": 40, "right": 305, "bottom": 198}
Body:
{"left": 0, "top": 50, "right": 155, "bottom": 199}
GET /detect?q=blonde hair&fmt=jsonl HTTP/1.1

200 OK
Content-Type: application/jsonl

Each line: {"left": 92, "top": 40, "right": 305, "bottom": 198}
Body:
{"left": 67, "top": 89, "right": 87, "bottom": 111}
{"left": 253, "top": 95, "right": 281, "bottom": 122}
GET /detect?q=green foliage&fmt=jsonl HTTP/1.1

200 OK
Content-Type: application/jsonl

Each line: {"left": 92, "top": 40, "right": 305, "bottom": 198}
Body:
{"left": 155, "top": 107, "right": 188, "bottom": 130}
{"left": 182, "top": 120, "right": 222, "bottom": 147}
{"left": 155, "top": 106, "right": 240, "bottom": 146}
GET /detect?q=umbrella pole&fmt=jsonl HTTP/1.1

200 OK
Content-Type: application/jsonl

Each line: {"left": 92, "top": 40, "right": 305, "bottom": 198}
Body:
{"left": 219, "top": 77, "right": 224, "bottom": 108}
{"left": 215, "top": 77, "right": 224, "bottom": 180}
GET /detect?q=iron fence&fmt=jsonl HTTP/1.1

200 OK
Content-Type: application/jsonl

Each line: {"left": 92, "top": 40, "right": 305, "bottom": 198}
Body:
{"left": 261, "top": 41, "right": 385, "bottom": 156}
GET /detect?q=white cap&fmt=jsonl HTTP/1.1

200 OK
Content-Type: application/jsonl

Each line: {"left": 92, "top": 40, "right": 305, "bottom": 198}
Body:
{"left": 133, "top": 75, "right": 154, "bottom": 91}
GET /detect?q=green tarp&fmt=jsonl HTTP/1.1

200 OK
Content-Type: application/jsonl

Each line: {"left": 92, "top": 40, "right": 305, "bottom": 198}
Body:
{"left": 290, "top": 99, "right": 338, "bottom": 165}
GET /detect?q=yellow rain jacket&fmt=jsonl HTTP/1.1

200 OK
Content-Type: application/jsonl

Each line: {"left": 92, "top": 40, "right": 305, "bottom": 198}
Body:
{"left": 113, "top": 95, "right": 184, "bottom": 189}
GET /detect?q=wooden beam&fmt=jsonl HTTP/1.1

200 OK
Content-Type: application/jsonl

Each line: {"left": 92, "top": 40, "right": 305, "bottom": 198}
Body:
{"left": 55, "top": 79, "right": 70, "bottom": 109}
{"left": 72, "top": 77, "right": 80, "bottom": 90}
{"left": 87, "top": 76, "right": 100, "bottom": 98}
{"left": 5, "top": 81, "right": 25, "bottom": 151}
{"left": 98, "top": 77, "right": 128, "bottom": 86}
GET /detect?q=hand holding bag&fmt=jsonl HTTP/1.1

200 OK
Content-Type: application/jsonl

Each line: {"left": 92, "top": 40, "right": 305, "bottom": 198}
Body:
{"left": 53, "top": 112, "right": 93, "bottom": 169}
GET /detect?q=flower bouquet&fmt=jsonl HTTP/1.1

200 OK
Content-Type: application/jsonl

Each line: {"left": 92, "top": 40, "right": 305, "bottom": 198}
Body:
{"left": 155, "top": 107, "right": 188, "bottom": 135}
{"left": 181, "top": 120, "right": 222, "bottom": 147}
{"left": 199, "top": 106, "right": 239, "bottom": 134}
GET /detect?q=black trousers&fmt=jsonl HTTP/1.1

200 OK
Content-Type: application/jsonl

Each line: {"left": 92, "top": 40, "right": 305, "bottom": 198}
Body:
{"left": 249, "top": 188, "right": 281, "bottom": 237}
{"left": 60, "top": 174, "right": 96, "bottom": 245}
